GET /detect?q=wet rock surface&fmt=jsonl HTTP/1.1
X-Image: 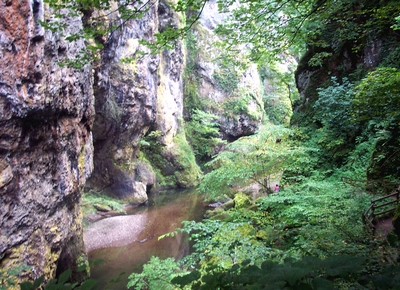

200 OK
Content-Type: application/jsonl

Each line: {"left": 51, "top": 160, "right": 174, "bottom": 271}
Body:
{"left": 0, "top": 0, "right": 94, "bottom": 282}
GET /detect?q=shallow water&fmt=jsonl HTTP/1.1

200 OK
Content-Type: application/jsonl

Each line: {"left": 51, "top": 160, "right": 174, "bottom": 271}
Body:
{"left": 86, "top": 188, "right": 207, "bottom": 289}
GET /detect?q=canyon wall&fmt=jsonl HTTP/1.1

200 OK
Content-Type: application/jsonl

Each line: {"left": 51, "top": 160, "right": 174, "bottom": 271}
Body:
{"left": 0, "top": 0, "right": 94, "bottom": 283}
{"left": 86, "top": 0, "right": 265, "bottom": 202}
{"left": 186, "top": 0, "right": 264, "bottom": 142}
{"left": 0, "top": 0, "right": 265, "bottom": 284}
{"left": 86, "top": 0, "right": 201, "bottom": 201}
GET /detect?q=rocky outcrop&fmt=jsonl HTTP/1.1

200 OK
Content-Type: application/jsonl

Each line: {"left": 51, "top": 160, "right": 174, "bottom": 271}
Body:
{"left": 187, "top": 0, "right": 264, "bottom": 141}
{"left": 0, "top": 0, "right": 93, "bottom": 283}
{"left": 85, "top": 2, "right": 159, "bottom": 204}
{"left": 86, "top": 0, "right": 201, "bottom": 200}
{"left": 0, "top": 0, "right": 264, "bottom": 284}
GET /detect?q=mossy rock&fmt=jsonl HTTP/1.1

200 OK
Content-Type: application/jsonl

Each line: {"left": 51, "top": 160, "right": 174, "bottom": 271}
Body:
{"left": 234, "top": 192, "right": 252, "bottom": 209}
{"left": 93, "top": 204, "right": 113, "bottom": 212}
{"left": 221, "top": 199, "right": 234, "bottom": 210}
{"left": 204, "top": 207, "right": 224, "bottom": 219}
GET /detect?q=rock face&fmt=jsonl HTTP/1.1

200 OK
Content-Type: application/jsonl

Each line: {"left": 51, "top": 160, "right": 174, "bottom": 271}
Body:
{"left": 0, "top": 0, "right": 94, "bottom": 283}
{"left": 187, "top": 0, "right": 264, "bottom": 141}
{"left": 86, "top": 0, "right": 201, "bottom": 198}
{"left": 86, "top": 2, "right": 159, "bottom": 203}
{"left": 0, "top": 0, "right": 264, "bottom": 284}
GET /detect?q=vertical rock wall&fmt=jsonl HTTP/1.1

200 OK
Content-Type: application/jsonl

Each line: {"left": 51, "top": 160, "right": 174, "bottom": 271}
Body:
{"left": 188, "top": 0, "right": 264, "bottom": 141}
{"left": 86, "top": 1, "right": 159, "bottom": 204}
{"left": 87, "top": 0, "right": 201, "bottom": 198}
{"left": 0, "top": 0, "right": 94, "bottom": 283}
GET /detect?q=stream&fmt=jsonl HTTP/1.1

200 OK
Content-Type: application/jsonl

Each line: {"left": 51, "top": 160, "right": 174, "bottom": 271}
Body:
{"left": 84, "top": 188, "right": 207, "bottom": 289}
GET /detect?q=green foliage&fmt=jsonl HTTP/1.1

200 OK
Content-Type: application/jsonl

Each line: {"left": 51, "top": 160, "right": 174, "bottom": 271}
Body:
{"left": 162, "top": 220, "right": 269, "bottom": 270}
{"left": 214, "top": 0, "right": 316, "bottom": 62}
{"left": 222, "top": 88, "right": 264, "bottom": 121}
{"left": 214, "top": 0, "right": 400, "bottom": 64}
{"left": 0, "top": 265, "right": 31, "bottom": 290}
{"left": 127, "top": 257, "right": 185, "bottom": 290}
{"left": 307, "top": 51, "right": 333, "bottom": 68}
{"left": 39, "top": 0, "right": 111, "bottom": 68}
{"left": 138, "top": 130, "right": 172, "bottom": 186}
{"left": 138, "top": 130, "right": 163, "bottom": 148}
{"left": 199, "top": 124, "right": 310, "bottom": 200}
{"left": 314, "top": 77, "right": 354, "bottom": 130}
{"left": 82, "top": 191, "right": 125, "bottom": 216}
{"left": 310, "top": 76, "right": 359, "bottom": 165}
{"left": 213, "top": 57, "right": 241, "bottom": 93}
{"left": 380, "top": 46, "right": 400, "bottom": 69}
{"left": 171, "top": 131, "right": 202, "bottom": 187}
{"left": 19, "top": 269, "right": 96, "bottom": 290}
{"left": 40, "top": 0, "right": 208, "bottom": 67}
{"left": 259, "top": 63, "right": 297, "bottom": 126}
{"left": 341, "top": 127, "right": 378, "bottom": 179}
{"left": 136, "top": 177, "right": 395, "bottom": 290}
{"left": 140, "top": 129, "right": 201, "bottom": 188}
{"left": 392, "top": 15, "right": 400, "bottom": 30}
{"left": 185, "top": 109, "right": 225, "bottom": 163}
{"left": 222, "top": 94, "right": 249, "bottom": 116}
{"left": 233, "top": 192, "right": 252, "bottom": 209}
{"left": 172, "top": 255, "right": 366, "bottom": 289}
{"left": 257, "top": 179, "right": 371, "bottom": 257}
{"left": 352, "top": 67, "right": 400, "bottom": 123}
{"left": 263, "top": 94, "right": 292, "bottom": 126}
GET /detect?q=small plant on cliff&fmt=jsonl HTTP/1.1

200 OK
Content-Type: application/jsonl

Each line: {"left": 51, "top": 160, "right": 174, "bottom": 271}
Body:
{"left": 185, "top": 109, "right": 225, "bottom": 164}
{"left": 213, "top": 55, "right": 242, "bottom": 93}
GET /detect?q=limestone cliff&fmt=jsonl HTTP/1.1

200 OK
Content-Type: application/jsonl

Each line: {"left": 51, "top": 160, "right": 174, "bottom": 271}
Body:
{"left": 0, "top": 0, "right": 265, "bottom": 284}
{"left": 86, "top": 0, "right": 201, "bottom": 202}
{"left": 0, "top": 0, "right": 94, "bottom": 283}
{"left": 185, "top": 0, "right": 264, "bottom": 142}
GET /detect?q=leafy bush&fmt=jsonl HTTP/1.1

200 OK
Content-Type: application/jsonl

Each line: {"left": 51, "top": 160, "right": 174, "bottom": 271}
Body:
{"left": 233, "top": 192, "right": 252, "bottom": 209}
{"left": 352, "top": 67, "right": 400, "bottom": 123}
{"left": 127, "top": 257, "right": 185, "bottom": 290}
{"left": 199, "top": 124, "right": 309, "bottom": 200}
{"left": 185, "top": 109, "right": 225, "bottom": 164}
{"left": 172, "top": 255, "right": 367, "bottom": 289}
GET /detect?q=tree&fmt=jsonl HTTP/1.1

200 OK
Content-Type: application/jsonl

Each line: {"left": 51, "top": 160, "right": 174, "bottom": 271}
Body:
{"left": 352, "top": 67, "right": 400, "bottom": 123}
{"left": 215, "top": 0, "right": 400, "bottom": 63}
{"left": 198, "top": 124, "right": 310, "bottom": 200}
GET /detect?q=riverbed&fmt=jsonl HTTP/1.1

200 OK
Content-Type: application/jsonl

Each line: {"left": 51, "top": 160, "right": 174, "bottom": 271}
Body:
{"left": 84, "top": 188, "right": 207, "bottom": 289}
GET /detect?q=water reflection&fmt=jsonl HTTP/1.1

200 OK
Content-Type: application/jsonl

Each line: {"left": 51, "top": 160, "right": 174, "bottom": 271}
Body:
{"left": 86, "top": 188, "right": 206, "bottom": 289}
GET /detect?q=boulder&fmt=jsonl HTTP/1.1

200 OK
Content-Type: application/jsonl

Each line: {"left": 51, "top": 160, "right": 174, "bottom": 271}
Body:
{"left": 108, "top": 170, "right": 148, "bottom": 205}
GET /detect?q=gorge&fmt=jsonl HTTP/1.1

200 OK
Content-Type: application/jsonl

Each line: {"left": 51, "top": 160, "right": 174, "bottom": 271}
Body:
{"left": 0, "top": 0, "right": 265, "bottom": 284}
{"left": 1, "top": 0, "right": 400, "bottom": 288}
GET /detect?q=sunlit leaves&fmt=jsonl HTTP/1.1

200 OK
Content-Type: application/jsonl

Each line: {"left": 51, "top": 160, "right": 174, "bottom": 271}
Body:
{"left": 256, "top": 179, "right": 370, "bottom": 257}
{"left": 214, "top": 0, "right": 318, "bottom": 63}
{"left": 352, "top": 67, "right": 400, "bottom": 122}
{"left": 127, "top": 257, "right": 185, "bottom": 290}
{"left": 199, "top": 124, "right": 308, "bottom": 200}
